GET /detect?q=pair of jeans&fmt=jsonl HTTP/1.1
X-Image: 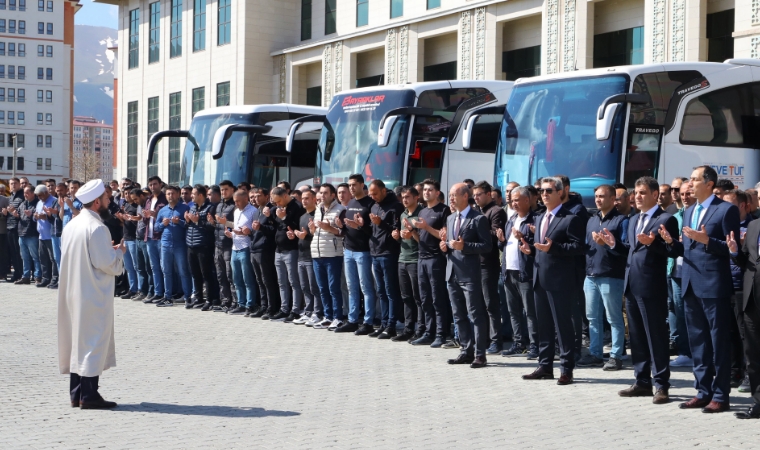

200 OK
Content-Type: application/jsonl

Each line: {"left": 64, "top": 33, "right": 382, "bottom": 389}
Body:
{"left": 38, "top": 239, "right": 58, "bottom": 284}
{"left": 669, "top": 277, "right": 691, "bottom": 357}
{"left": 584, "top": 276, "right": 626, "bottom": 359}
{"left": 313, "top": 256, "right": 344, "bottom": 321}
{"left": 275, "top": 250, "right": 302, "bottom": 314}
{"left": 19, "top": 236, "right": 40, "bottom": 279}
{"left": 51, "top": 235, "right": 61, "bottom": 270}
{"left": 298, "top": 260, "right": 322, "bottom": 317}
{"left": 160, "top": 244, "right": 192, "bottom": 299}
{"left": 504, "top": 270, "right": 537, "bottom": 347}
{"left": 145, "top": 240, "right": 164, "bottom": 297}
{"left": 231, "top": 247, "right": 257, "bottom": 308}
{"left": 418, "top": 256, "right": 451, "bottom": 338}
{"left": 135, "top": 240, "right": 152, "bottom": 295}
{"left": 344, "top": 250, "right": 376, "bottom": 325}
{"left": 122, "top": 240, "right": 138, "bottom": 293}
{"left": 188, "top": 246, "right": 215, "bottom": 302}
{"left": 398, "top": 261, "right": 421, "bottom": 333}
{"left": 372, "top": 255, "right": 401, "bottom": 329}
{"left": 126, "top": 241, "right": 145, "bottom": 294}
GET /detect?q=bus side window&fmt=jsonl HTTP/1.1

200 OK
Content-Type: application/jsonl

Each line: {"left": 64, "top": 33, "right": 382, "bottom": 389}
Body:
{"left": 407, "top": 140, "right": 443, "bottom": 186}
{"left": 680, "top": 84, "right": 752, "bottom": 147}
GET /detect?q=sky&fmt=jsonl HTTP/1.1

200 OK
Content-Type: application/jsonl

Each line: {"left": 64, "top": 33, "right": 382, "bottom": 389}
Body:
{"left": 75, "top": 0, "right": 118, "bottom": 29}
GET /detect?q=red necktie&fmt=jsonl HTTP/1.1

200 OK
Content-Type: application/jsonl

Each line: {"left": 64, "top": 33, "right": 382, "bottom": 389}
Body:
{"left": 541, "top": 213, "right": 552, "bottom": 243}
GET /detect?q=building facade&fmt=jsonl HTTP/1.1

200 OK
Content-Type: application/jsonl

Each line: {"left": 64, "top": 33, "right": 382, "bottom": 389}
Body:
{"left": 107, "top": 0, "right": 753, "bottom": 183}
{"left": 72, "top": 115, "right": 113, "bottom": 181}
{"left": 0, "top": 0, "right": 78, "bottom": 185}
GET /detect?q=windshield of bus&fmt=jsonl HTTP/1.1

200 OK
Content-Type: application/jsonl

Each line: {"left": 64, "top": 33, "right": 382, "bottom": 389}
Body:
{"left": 180, "top": 113, "right": 254, "bottom": 186}
{"left": 316, "top": 89, "right": 416, "bottom": 189}
{"left": 495, "top": 75, "right": 629, "bottom": 207}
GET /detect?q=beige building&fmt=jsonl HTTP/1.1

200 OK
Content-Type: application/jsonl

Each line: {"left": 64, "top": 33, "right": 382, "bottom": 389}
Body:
{"left": 72, "top": 115, "right": 113, "bottom": 181}
{"left": 0, "top": 0, "right": 79, "bottom": 185}
{"left": 106, "top": 0, "right": 752, "bottom": 183}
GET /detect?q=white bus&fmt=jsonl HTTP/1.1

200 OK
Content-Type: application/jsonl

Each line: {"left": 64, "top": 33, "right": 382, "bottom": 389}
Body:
{"left": 489, "top": 60, "right": 760, "bottom": 206}
{"left": 147, "top": 104, "right": 326, "bottom": 187}
{"left": 288, "top": 80, "right": 513, "bottom": 191}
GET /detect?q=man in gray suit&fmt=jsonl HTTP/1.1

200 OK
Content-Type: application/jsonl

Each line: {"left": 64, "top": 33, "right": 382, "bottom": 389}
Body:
{"left": 440, "top": 183, "right": 492, "bottom": 368}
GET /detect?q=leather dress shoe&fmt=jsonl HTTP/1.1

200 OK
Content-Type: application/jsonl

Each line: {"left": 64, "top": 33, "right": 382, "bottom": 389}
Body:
{"left": 377, "top": 328, "right": 396, "bottom": 340}
{"left": 191, "top": 299, "right": 205, "bottom": 309}
{"left": 368, "top": 327, "right": 385, "bottom": 338}
{"left": 522, "top": 367, "right": 554, "bottom": 380}
{"left": 679, "top": 397, "right": 711, "bottom": 409}
{"left": 618, "top": 384, "right": 653, "bottom": 397}
{"left": 653, "top": 388, "right": 670, "bottom": 404}
{"left": 557, "top": 371, "right": 574, "bottom": 385}
{"left": 702, "top": 401, "right": 730, "bottom": 413}
{"left": 410, "top": 335, "right": 434, "bottom": 345}
{"left": 71, "top": 400, "right": 80, "bottom": 408}
{"left": 80, "top": 398, "right": 117, "bottom": 409}
{"left": 447, "top": 353, "right": 475, "bottom": 365}
{"left": 430, "top": 336, "right": 446, "bottom": 348}
{"left": 470, "top": 356, "right": 487, "bottom": 368}
{"left": 734, "top": 403, "right": 760, "bottom": 419}
{"left": 14, "top": 278, "right": 31, "bottom": 285}
{"left": 200, "top": 302, "right": 213, "bottom": 311}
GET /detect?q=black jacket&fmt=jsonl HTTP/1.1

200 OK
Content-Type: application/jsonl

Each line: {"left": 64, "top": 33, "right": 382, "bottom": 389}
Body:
{"left": 528, "top": 206, "right": 586, "bottom": 291}
{"left": 213, "top": 198, "right": 236, "bottom": 248}
{"left": 585, "top": 209, "right": 629, "bottom": 279}
{"left": 340, "top": 196, "right": 374, "bottom": 252}
{"left": 369, "top": 192, "right": 403, "bottom": 257}
{"left": 250, "top": 202, "right": 277, "bottom": 253}
{"left": 274, "top": 199, "right": 305, "bottom": 253}
{"left": 623, "top": 208, "right": 680, "bottom": 298}
{"left": 17, "top": 198, "right": 39, "bottom": 237}
{"left": 565, "top": 193, "right": 590, "bottom": 280}
{"left": 186, "top": 199, "right": 215, "bottom": 248}
{"left": 6, "top": 189, "right": 24, "bottom": 229}
{"left": 477, "top": 201, "right": 507, "bottom": 267}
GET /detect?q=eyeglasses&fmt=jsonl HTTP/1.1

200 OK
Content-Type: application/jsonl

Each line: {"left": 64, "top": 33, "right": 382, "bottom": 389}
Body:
{"left": 538, "top": 188, "right": 556, "bottom": 194}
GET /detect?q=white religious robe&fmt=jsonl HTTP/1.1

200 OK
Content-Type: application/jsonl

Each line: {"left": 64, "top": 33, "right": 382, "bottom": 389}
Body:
{"left": 58, "top": 208, "right": 124, "bottom": 377}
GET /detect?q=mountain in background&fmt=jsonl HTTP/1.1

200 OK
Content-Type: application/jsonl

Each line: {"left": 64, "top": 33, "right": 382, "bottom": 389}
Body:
{"left": 74, "top": 25, "right": 117, "bottom": 125}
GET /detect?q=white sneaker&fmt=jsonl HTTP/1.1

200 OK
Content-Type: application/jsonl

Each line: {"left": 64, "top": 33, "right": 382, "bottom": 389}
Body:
{"left": 670, "top": 355, "right": 693, "bottom": 367}
{"left": 313, "top": 318, "right": 332, "bottom": 329}
{"left": 305, "top": 314, "right": 320, "bottom": 327}
{"left": 328, "top": 319, "right": 343, "bottom": 331}
{"left": 292, "top": 314, "right": 309, "bottom": 325}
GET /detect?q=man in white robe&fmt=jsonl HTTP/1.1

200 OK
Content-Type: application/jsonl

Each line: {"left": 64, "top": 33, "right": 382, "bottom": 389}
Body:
{"left": 58, "top": 179, "right": 126, "bottom": 409}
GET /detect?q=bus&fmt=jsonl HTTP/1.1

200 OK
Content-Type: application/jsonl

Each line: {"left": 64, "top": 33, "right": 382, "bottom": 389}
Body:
{"left": 147, "top": 104, "right": 326, "bottom": 188}
{"left": 489, "top": 60, "right": 760, "bottom": 207}
{"left": 289, "top": 80, "right": 513, "bottom": 191}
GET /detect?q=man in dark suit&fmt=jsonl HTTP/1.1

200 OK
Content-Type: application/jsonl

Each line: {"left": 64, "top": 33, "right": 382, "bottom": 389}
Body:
{"left": 521, "top": 177, "right": 585, "bottom": 385}
{"left": 727, "top": 218, "right": 760, "bottom": 419}
{"left": 669, "top": 165, "right": 740, "bottom": 413}
{"left": 439, "top": 183, "right": 492, "bottom": 368}
{"left": 608, "top": 176, "right": 679, "bottom": 404}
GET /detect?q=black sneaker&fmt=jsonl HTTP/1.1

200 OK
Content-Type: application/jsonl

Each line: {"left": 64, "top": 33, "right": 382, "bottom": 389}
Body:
{"left": 143, "top": 294, "right": 162, "bottom": 304}
{"left": 368, "top": 327, "right": 385, "bottom": 338}
{"left": 576, "top": 354, "right": 605, "bottom": 367}
{"left": 184, "top": 301, "right": 194, "bottom": 310}
{"left": 270, "top": 311, "right": 289, "bottom": 321}
{"left": 739, "top": 374, "right": 751, "bottom": 393}
{"left": 441, "top": 339, "right": 460, "bottom": 349}
{"left": 284, "top": 312, "right": 298, "bottom": 323}
{"left": 430, "top": 336, "right": 446, "bottom": 348}
{"left": 120, "top": 291, "right": 136, "bottom": 299}
{"left": 228, "top": 306, "right": 247, "bottom": 315}
{"left": 392, "top": 331, "right": 415, "bottom": 342}
{"left": 407, "top": 331, "right": 424, "bottom": 344}
{"left": 354, "top": 323, "right": 374, "bottom": 335}
{"left": 501, "top": 343, "right": 527, "bottom": 357}
{"left": 261, "top": 312, "right": 271, "bottom": 320}
{"left": 411, "top": 334, "right": 434, "bottom": 346}
{"left": 378, "top": 327, "right": 397, "bottom": 340}
{"left": 213, "top": 304, "right": 230, "bottom": 312}
{"left": 335, "top": 322, "right": 360, "bottom": 333}
{"left": 171, "top": 292, "right": 184, "bottom": 301}
{"left": 244, "top": 307, "right": 256, "bottom": 317}
{"left": 36, "top": 281, "right": 50, "bottom": 288}
{"left": 526, "top": 344, "right": 539, "bottom": 360}
{"left": 486, "top": 342, "right": 503, "bottom": 354}
{"left": 132, "top": 293, "right": 146, "bottom": 301}
{"left": 200, "top": 302, "right": 213, "bottom": 311}
{"left": 156, "top": 298, "right": 174, "bottom": 307}
{"left": 47, "top": 283, "right": 59, "bottom": 290}
{"left": 252, "top": 307, "right": 265, "bottom": 318}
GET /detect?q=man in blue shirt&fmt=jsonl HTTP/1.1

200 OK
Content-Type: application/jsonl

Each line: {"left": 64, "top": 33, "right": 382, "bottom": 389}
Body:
{"left": 154, "top": 185, "right": 192, "bottom": 307}
{"left": 33, "top": 185, "right": 58, "bottom": 288}
{"left": 61, "top": 180, "right": 83, "bottom": 229}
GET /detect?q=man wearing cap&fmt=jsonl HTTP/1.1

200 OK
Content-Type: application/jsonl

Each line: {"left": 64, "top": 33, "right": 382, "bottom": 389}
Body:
{"left": 58, "top": 179, "right": 126, "bottom": 409}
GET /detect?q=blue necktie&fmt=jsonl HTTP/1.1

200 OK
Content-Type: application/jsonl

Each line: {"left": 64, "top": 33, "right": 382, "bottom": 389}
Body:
{"left": 691, "top": 204, "right": 703, "bottom": 230}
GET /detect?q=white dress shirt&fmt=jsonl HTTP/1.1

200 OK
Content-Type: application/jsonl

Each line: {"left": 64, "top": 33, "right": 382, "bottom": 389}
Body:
{"left": 232, "top": 203, "right": 257, "bottom": 250}
{"left": 691, "top": 194, "right": 715, "bottom": 229}
{"left": 539, "top": 204, "right": 563, "bottom": 243}
{"left": 505, "top": 214, "right": 527, "bottom": 270}
{"left": 635, "top": 204, "right": 661, "bottom": 234}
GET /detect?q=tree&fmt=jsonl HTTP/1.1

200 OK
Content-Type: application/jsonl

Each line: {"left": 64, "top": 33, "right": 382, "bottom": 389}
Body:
{"left": 71, "top": 132, "right": 101, "bottom": 182}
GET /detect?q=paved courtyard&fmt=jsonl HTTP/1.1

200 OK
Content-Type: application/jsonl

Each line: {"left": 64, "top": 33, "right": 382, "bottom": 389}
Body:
{"left": 0, "top": 283, "right": 758, "bottom": 449}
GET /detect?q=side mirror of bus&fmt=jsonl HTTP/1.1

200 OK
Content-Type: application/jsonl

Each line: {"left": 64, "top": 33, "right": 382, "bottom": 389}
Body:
{"left": 596, "top": 103, "right": 620, "bottom": 141}
{"left": 378, "top": 116, "right": 398, "bottom": 148}
{"left": 212, "top": 124, "right": 238, "bottom": 159}
{"left": 286, "top": 122, "right": 302, "bottom": 153}
{"left": 462, "top": 115, "right": 481, "bottom": 150}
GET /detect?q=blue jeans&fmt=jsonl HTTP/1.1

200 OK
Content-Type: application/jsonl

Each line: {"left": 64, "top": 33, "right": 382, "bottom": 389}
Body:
{"left": 19, "top": 236, "right": 40, "bottom": 279}
{"left": 126, "top": 241, "right": 147, "bottom": 294}
{"left": 231, "top": 248, "right": 257, "bottom": 308}
{"left": 313, "top": 256, "right": 344, "bottom": 321}
{"left": 161, "top": 244, "right": 192, "bottom": 299}
{"left": 372, "top": 255, "right": 401, "bottom": 329}
{"left": 51, "top": 236, "right": 61, "bottom": 270}
{"left": 584, "top": 276, "right": 625, "bottom": 359}
{"left": 669, "top": 277, "right": 691, "bottom": 357}
{"left": 136, "top": 240, "right": 153, "bottom": 295}
{"left": 344, "top": 250, "right": 376, "bottom": 325}
{"left": 122, "top": 240, "right": 139, "bottom": 293}
{"left": 146, "top": 240, "right": 164, "bottom": 297}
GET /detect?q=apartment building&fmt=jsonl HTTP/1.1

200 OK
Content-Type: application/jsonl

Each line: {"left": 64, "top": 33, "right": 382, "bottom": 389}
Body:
{"left": 106, "top": 0, "right": 751, "bottom": 183}
{"left": 0, "top": 0, "right": 78, "bottom": 185}
{"left": 72, "top": 115, "right": 113, "bottom": 181}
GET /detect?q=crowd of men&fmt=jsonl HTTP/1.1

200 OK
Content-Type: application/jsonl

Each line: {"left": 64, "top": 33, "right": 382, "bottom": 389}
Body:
{"left": 1, "top": 166, "right": 758, "bottom": 419}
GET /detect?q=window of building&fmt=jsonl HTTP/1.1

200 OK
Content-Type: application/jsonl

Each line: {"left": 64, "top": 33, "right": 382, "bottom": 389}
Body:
{"left": 168, "top": 92, "right": 182, "bottom": 183}
{"left": 171, "top": 0, "right": 182, "bottom": 58}
{"left": 0, "top": 42, "right": 4, "bottom": 56}
{"left": 707, "top": 9, "right": 734, "bottom": 63}
{"left": 37, "top": 0, "right": 42, "bottom": 10}
{"left": 593, "top": 27, "right": 644, "bottom": 68}
{"left": 8, "top": 111, "right": 14, "bottom": 125}
{"left": 8, "top": 65, "right": 14, "bottom": 79}
{"left": 18, "top": 43, "right": 24, "bottom": 56}
{"left": 423, "top": 61, "right": 457, "bottom": 82}
{"left": 325, "top": 0, "right": 336, "bottom": 34}
{"left": 45, "top": 113, "right": 51, "bottom": 125}
{"left": 129, "top": 9, "right": 139, "bottom": 69}
{"left": 45, "top": 158, "right": 50, "bottom": 170}
{"left": 306, "top": 86, "right": 322, "bottom": 106}
{"left": 45, "top": 135, "right": 51, "bottom": 147}
{"left": 17, "top": 66, "right": 24, "bottom": 79}
{"left": 192, "top": 87, "right": 204, "bottom": 117}
{"left": 46, "top": 22, "right": 52, "bottom": 35}
{"left": 300, "top": 0, "right": 312, "bottom": 40}
{"left": 19, "top": 0, "right": 25, "bottom": 11}
{"left": 216, "top": 81, "right": 230, "bottom": 106}
{"left": 9, "top": 0, "right": 15, "bottom": 10}
{"left": 355, "top": 74, "right": 384, "bottom": 88}
{"left": 36, "top": 134, "right": 42, "bottom": 147}
{"left": 36, "top": 90, "right": 42, "bottom": 101}
{"left": 46, "top": 45, "right": 51, "bottom": 57}
{"left": 218, "top": 0, "right": 231, "bottom": 45}
{"left": 149, "top": 2, "right": 160, "bottom": 63}
{"left": 9, "top": 19, "right": 15, "bottom": 33}
{"left": 37, "top": 44, "right": 42, "bottom": 56}
{"left": 0, "top": 134, "right": 3, "bottom": 147}
{"left": 0, "top": 65, "right": 4, "bottom": 78}
{"left": 46, "top": 90, "right": 51, "bottom": 102}
{"left": 0, "top": 20, "right": 5, "bottom": 33}
{"left": 36, "top": 67, "right": 42, "bottom": 79}
{"left": 356, "top": 0, "right": 368, "bottom": 27}
{"left": 7, "top": 88, "right": 13, "bottom": 102}
{"left": 0, "top": 88, "right": 4, "bottom": 101}
{"left": 0, "top": 0, "right": 5, "bottom": 8}
{"left": 17, "top": 88, "right": 24, "bottom": 102}
{"left": 390, "top": 0, "right": 403, "bottom": 18}
{"left": 37, "top": 21, "right": 43, "bottom": 34}
{"left": 37, "top": 158, "right": 42, "bottom": 170}
{"left": 17, "top": 20, "right": 24, "bottom": 34}
{"left": 46, "top": 67, "right": 51, "bottom": 80}
{"left": 17, "top": 112, "right": 24, "bottom": 125}
{"left": 46, "top": 0, "right": 51, "bottom": 11}
{"left": 36, "top": 112, "right": 42, "bottom": 124}
{"left": 193, "top": 0, "right": 205, "bottom": 52}
{"left": 8, "top": 42, "right": 14, "bottom": 56}
{"left": 127, "top": 101, "right": 138, "bottom": 180}
{"left": 0, "top": 111, "right": 4, "bottom": 124}
{"left": 146, "top": 96, "right": 159, "bottom": 177}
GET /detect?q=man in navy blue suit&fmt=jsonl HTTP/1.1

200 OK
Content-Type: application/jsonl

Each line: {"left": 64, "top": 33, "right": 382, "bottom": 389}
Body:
{"left": 664, "top": 165, "right": 740, "bottom": 413}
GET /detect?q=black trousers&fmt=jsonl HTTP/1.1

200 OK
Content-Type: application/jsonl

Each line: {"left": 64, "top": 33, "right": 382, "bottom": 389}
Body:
{"left": 481, "top": 263, "right": 502, "bottom": 347}
{"left": 70, "top": 374, "right": 101, "bottom": 403}
{"left": 251, "top": 250, "right": 280, "bottom": 313}
{"left": 7, "top": 228, "right": 22, "bottom": 281}
{"left": 534, "top": 283, "right": 575, "bottom": 373}
{"left": 504, "top": 270, "right": 538, "bottom": 346}
{"left": 571, "top": 273, "right": 586, "bottom": 354}
{"left": 731, "top": 293, "right": 746, "bottom": 373}
{"left": 448, "top": 278, "right": 489, "bottom": 357}
{"left": 743, "top": 293, "right": 760, "bottom": 404}
{"left": 418, "top": 256, "right": 451, "bottom": 338}
{"left": 188, "top": 246, "right": 216, "bottom": 303}
{"left": 625, "top": 291, "right": 671, "bottom": 390}
{"left": 0, "top": 232, "right": 8, "bottom": 278}
{"left": 214, "top": 246, "right": 236, "bottom": 305}
{"left": 398, "top": 261, "right": 420, "bottom": 334}
{"left": 39, "top": 239, "right": 58, "bottom": 284}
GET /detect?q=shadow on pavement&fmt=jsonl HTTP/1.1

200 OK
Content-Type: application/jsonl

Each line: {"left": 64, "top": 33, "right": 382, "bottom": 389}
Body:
{"left": 116, "top": 403, "right": 301, "bottom": 417}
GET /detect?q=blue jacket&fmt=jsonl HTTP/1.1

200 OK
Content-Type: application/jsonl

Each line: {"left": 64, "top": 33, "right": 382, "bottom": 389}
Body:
{"left": 623, "top": 208, "right": 680, "bottom": 298}
{"left": 185, "top": 199, "right": 215, "bottom": 248}
{"left": 585, "top": 208, "right": 629, "bottom": 279}
{"left": 155, "top": 202, "right": 190, "bottom": 248}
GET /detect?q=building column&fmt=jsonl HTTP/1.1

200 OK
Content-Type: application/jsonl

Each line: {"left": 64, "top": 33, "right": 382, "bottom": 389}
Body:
{"left": 487, "top": 12, "right": 505, "bottom": 80}
{"left": 575, "top": 0, "right": 594, "bottom": 69}
{"left": 406, "top": 25, "right": 421, "bottom": 83}
{"left": 386, "top": 28, "right": 398, "bottom": 84}
{"left": 683, "top": 0, "right": 707, "bottom": 61}
{"left": 322, "top": 44, "right": 333, "bottom": 106}
{"left": 458, "top": 10, "right": 472, "bottom": 79}
{"left": 542, "top": 0, "right": 560, "bottom": 75}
